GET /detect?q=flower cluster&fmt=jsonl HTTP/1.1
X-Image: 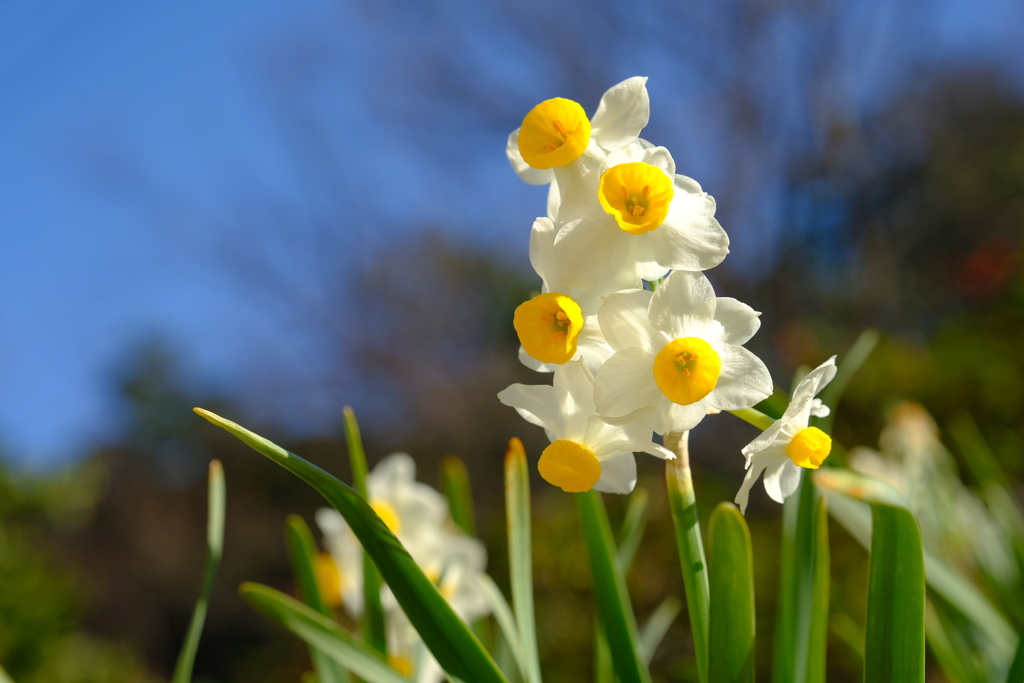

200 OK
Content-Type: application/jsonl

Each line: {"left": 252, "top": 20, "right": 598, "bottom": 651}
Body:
{"left": 499, "top": 77, "right": 835, "bottom": 506}
{"left": 317, "top": 453, "right": 489, "bottom": 682}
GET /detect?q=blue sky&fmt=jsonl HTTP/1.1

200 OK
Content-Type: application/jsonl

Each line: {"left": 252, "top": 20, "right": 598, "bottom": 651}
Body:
{"left": 1, "top": 0, "right": 1022, "bottom": 467}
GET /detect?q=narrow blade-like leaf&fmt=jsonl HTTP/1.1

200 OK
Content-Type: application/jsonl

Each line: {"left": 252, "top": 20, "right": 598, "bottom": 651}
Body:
{"left": 287, "top": 515, "right": 349, "bottom": 683}
{"left": 478, "top": 574, "right": 529, "bottom": 682}
{"left": 241, "top": 583, "right": 408, "bottom": 683}
{"left": 505, "top": 438, "right": 542, "bottom": 683}
{"left": 814, "top": 469, "right": 925, "bottom": 682}
{"left": 665, "top": 432, "right": 709, "bottom": 683}
{"left": 172, "top": 459, "right": 226, "bottom": 683}
{"left": 577, "top": 489, "right": 652, "bottom": 683}
{"left": 616, "top": 487, "right": 649, "bottom": 573}
{"left": 441, "top": 455, "right": 477, "bottom": 537}
{"left": 640, "top": 596, "right": 682, "bottom": 665}
{"left": 344, "top": 406, "right": 387, "bottom": 656}
{"left": 195, "top": 409, "right": 507, "bottom": 683}
{"left": 1007, "top": 631, "right": 1024, "bottom": 683}
{"left": 707, "top": 503, "right": 755, "bottom": 683}
{"left": 773, "top": 472, "right": 830, "bottom": 683}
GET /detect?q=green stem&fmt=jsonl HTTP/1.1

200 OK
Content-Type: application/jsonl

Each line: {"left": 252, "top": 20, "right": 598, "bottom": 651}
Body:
{"left": 665, "top": 431, "right": 709, "bottom": 683}
{"left": 728, "top": 408, "right": 774, "bottom": 431}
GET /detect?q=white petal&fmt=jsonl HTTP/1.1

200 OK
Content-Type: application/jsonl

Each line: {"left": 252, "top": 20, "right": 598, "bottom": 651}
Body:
{"left": 741, "top": 419, "right": 786, "bottom": 464}
{"left": 734, "top": 448, "right": 788, "bottom": 513}
{"left": 708, "top": 345, "right": 773, "bottom": 411}
{"left": 590, "top": 77, "right": 650, "bottom": 150}
{"left": 497, "top": 383, "right": 564, "bottom": 437}
{"left": 552, "top": 360, "right": 597, "bottom": 439}
{"left": 712, "top": 298, "right": 761, "bottom": 346}
{"left": 593, "top": 347, "right": 661, "bottom": 417}
{"left": 643, "top": 146, "right": 676, "bottom": 176}
{"left": 593, "top": 452, "right": 637, "bottom": 494}
{"left": 528, "top": 217, "right": 559, "bottom": 290}
{"left": 654, "top": 190, "right": 729, "bottom": 272}
{"left": 518, "top": 345, "right": 554, "bottom": 373}
{"left": 809, "top": 399, "right": 831, "bottom": 419}
{"left": 553, "top": 216, "right": 631, "bottom": 290}
{"left": 648, "top": 270, "right": 718, "bottom": 339}
{"left": 784, "top": 356, "right": 838, "bottom": 422}
{"left": 657, "top": 400, "right": 710, "bottom": 435}
{"left": 763, "top": 458, "right": 801, "bottom": 503}
{"left": 597, "top": 289, "right": 661, "bottom": 354}
{"left": 507, "top": 129, "right": 555, "bottom": 185}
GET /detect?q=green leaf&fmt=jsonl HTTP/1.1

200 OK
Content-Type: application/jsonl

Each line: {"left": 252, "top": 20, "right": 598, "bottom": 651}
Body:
{"left": 773, "top": 472, "right": 830, "bottom": 683}
{"left": 707, "top": 503, "right": 755, "bottom": 683}
{"left": 441, "top": 455, "right": 477, "bottom": 537}
{"left": 287, "top": 515, "right": 350, "bottom": 683}
{"left": 344, "top": 406, "right": 387, "bottom": 657}
{"left": 813, "top": 469, "right": 924, "bottom": 682}
{"left": 0, "top": 663, "right": 14, "bottom": 683}
{"left": 195, "top": 408, "right": 507, "bottom": 683}
{"left": 639, "top": 596, "right": 681, "bottom": 665}
{"left": 1007, "top": 631, "right": 1024, "bottom": 683}
{"left": 665, "top": 432, "right": 709, "bottom": 683}
{"left": 172, "top": 459, "right": 226, "bottom": 683}
{"left": 505, "top": 438, "right": 542, "bottom": 683}
{"left": 616, "top": 487, "right": 649, "bottom": 573}
{"left": 817, "top": 328, "right": 879, "bottom": 433}
{"left": 477, "top": 574, "right": 529, "bottom": 682}
{"left": 818, "top": 469, "right": 1015, "bottom": 661}
{"left": 577, "top": 489, "right": 652, "bottom": 683}
{"left": 240, "top": 583, "right": 408, "bottom": 683}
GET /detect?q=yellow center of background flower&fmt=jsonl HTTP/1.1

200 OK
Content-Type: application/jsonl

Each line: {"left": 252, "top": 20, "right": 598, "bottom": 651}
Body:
{"left": 313, "top": 552, "right": 342, "bottom": 607}
{"left": 517, "top": 98, "right": 591, "bottom": 169}
{"left": 513, "top": 292, "right": 584, "bottom": 364}
{"left": 785, "top": 427, "right": 832, "bottom": 469}
{"left": 370, "top": 499, "right": 402, "bottom": 535}
{"left": 538, "top": 440, "right": 602, "bottom": 493}
{"left": 598, "top": 162, "right": 674, "bottom": 234}
{"left": 389, "top": 656, "right": 414, "bottom": 676}
{"left": 653, "top": 337, "right": 722, "bottom": 405}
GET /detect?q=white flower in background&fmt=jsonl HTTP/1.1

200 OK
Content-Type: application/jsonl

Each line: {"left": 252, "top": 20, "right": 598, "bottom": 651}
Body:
{"left": 498, "top": 358, "right": 674, "bottom": 494}
{"left": 506, "top": 76, "right": 651, "bottom": 188}
{"left": 315, "top": 452, "right": 449, "bottom": 616}
{"left": 851, "top": 403, "right": 1018, "bottom": 583}
{"left": 316, "top": 453, "right": 493, "bottom": 681}
{"left": 550, "top": 144, "right": 730, "bottom": 289}
{"left": 734, "top": 357, "right": 836, "bottom": 513}
{"left": 594, "top": 270, "right": 772, "bottom": 435}
{"left": 515, "top": 217, "right": 636, "bottom": 374}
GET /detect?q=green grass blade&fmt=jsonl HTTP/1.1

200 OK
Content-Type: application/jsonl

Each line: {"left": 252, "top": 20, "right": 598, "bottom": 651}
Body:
{"left": 172, "top": 459, "right": 226, "bottom": 683}
{"left": 241, "top": 583, "right": 408, "bottom": 683}
{"left": 707, "top": 503, "right": 755, "bottom": 683}
{"left": 817, "top": 469, "right": 1015, "bottom": 660}
{"left": 773, "top": 473, "right": 830, "bottom": 683}
{"left": 505, "top": 438, "right": 542, "bottom": 683}
{"left": 925, "top": 601, "right": 983, "bottom": 683}
{"left": 343, "top": 407, "right": 387, "bottom": 656}
{"left": 0, "top": 664, "right": 14, "bottom": 683}
{"left": 665, "top": 432, "right": 709, "bottom": 683}
{"left": 287, "top": 515, "right": 350, "bottom": 683}
{"left": 595, "top": 625, "right": 614, "bottom": 683}
{"left": 1007, "top": 632, "right": 1024, "bottom": 683}
{"left": 865, "top": 504, "right": 925, "bottom": 681}
{"left": 817, "top": 329, "right": 879, "bottom": 432}
{"left": 616, "top": 488, "right": 649, "bottom": 574}
{"left": 812, "top": 469, "right": 924, "bottom": 681}
{"left": 577, "top": 489, "right": 652, "bottom": 683}
{"left": 441, "top": 456, "right": 477, "bottom": 537}
{"left": 196, "top": 408, "right": 507, "bottom": 683}
{"left": 806, "top": 496, "right": 830, "bottom": 683}
{"left": 640, "top": 596, "right": 681, "bottom": 665}
{"left": 478, "top": 574, "right": 529, "bottom": 682}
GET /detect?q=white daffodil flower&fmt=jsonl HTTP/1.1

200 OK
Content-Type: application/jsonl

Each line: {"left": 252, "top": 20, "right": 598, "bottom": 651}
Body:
{"left": 515, "top": 216, "right": 634, "bottom": 374}
{"left": 506, "top": 76, "right": 651, "bottom": 186}
{"left": 734, "top": 356, "right": 837, "bottom": 514}
{"left": 550, "top": 144, "right": 730, "bottom": 289}
{"left": 498, "top": 358, "right": 674, "bottom": 494}
{"left": 593, "top": 270, "right": 772, "bottom": 435}
{"left": 315, "top": 452, "right": 448, "bottom": 617}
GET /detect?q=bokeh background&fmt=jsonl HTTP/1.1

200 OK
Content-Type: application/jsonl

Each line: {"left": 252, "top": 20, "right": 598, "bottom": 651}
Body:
{"left": 2, "top": 0, "right": 1024, "bottom": 681}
